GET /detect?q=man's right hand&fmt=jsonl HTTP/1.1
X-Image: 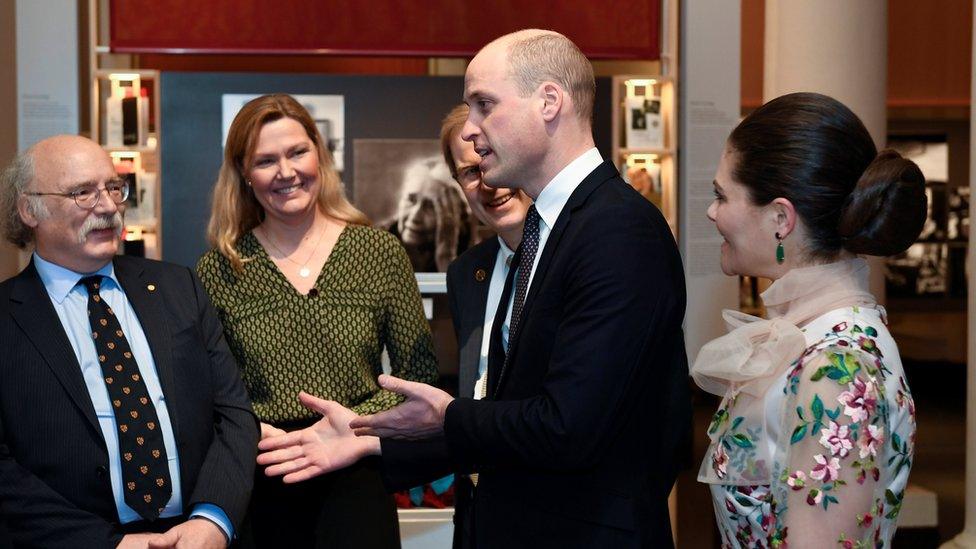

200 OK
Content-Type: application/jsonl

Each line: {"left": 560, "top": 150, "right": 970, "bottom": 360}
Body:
{"left": 256, "top": 392, "right": 381, "bottom": 483}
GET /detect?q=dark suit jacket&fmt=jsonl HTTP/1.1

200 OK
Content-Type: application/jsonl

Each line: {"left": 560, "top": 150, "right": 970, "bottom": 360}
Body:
{"left": 385, "top": 163, "right": 690, "bottom": 548}
{"left": 0, "top": 255, "right": 259, "bottom": 548}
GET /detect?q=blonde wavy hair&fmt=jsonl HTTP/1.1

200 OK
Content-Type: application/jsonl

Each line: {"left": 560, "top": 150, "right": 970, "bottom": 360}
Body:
{"left": 207, "top": 94, "right": 369, "bottom": 273}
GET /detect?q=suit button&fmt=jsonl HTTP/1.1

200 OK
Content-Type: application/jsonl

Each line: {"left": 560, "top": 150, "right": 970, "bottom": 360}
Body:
{"left": 95, "top": 466, "right": 108, "bottom": 477}
{"left": 307, "top": 288, "right": 319, "bottom": 298}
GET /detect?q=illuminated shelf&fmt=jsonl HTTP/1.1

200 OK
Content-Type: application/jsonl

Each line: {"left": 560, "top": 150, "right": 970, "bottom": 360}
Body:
{"left": 619, "top": 147, "right": 676, "bottom": 157}
{"left": 103, "top": 145, "right": 157, "bottom": 155}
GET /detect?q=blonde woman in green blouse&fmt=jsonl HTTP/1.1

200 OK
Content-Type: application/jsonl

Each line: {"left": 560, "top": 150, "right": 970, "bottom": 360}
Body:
{"left": 197, "top": 94, "right": 438, "bottom": 549}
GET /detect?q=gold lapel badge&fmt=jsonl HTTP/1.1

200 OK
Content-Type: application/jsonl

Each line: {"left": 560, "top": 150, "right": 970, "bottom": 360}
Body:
{"left": 474, "top": 268, "right": 487, "bottom": 282}
{"left": 147, "top": 284, "right": 156, "bottom": 292}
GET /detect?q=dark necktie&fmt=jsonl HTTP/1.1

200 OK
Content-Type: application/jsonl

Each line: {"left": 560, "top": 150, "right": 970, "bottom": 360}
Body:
{"left": 509, "top": 204, "right": 541, "bottom": 344}
{"left": 486, "top": 204, "right": 541, "bottom": 398}
{"left": 80, "top": 276, "right": 171, "bottom": 521}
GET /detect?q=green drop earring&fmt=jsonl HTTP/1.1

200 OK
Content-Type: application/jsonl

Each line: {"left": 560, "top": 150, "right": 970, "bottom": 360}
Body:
{"left": 775, "top": 232, "right": 785, "bottom": 264}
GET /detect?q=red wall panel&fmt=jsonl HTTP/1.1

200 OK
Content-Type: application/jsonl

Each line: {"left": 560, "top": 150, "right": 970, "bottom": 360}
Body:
{"left": 110, "top": 0, "right": 661, "bottom": 60}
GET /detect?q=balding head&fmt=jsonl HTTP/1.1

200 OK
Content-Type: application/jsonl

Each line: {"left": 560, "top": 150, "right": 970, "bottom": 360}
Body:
{"left": 1, "top": 134, "right": 124, "bottom": 272}
{"left": 475, "top": 29, "right": 595, "bottom": 124}
{"left": 31, "top": 135, "right": 112, "bottom": 185}
{"left": 461, "top": 30, "right": 597, "bottom": 198}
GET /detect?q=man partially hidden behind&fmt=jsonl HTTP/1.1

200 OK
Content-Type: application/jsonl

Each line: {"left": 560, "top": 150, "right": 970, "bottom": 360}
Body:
{"left": 380, "top": 104, "right": 534, "bottom": 547}
{"left": 259, "top": 30, "right": 691, "bottom": 548}
{"left": 0, "top": 135, "right": 259, "bottom": 548}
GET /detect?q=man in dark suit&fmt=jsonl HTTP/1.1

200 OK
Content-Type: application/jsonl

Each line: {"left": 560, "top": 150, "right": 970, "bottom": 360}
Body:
{"left": 258, "top": 30, "right": 690, "bottom": 548}
{"left": 380, "top": 104, "right": 531, "bottom": 547}
{"left": 0, "top": 135, "right": 259, "bottom": 548}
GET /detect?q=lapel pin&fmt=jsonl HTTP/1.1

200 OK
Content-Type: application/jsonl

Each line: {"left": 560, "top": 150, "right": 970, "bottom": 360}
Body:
{"left": 147, "top": 284, "right": 156, "bottom": 292}
{"left": 474, "top": 269, "right": 487, "bottom": 282}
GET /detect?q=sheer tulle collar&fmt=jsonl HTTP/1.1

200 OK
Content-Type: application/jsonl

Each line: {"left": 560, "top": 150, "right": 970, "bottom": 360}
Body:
{"left": 691, "top": 258, "right": 876, "bottom": 398}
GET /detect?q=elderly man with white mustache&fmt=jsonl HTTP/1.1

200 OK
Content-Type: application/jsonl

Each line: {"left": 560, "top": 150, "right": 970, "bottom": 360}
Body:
{"left": 0, "top": 135, "right": 258, "bottom": 549}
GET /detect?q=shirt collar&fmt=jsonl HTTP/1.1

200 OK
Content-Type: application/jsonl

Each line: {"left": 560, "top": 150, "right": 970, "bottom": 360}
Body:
{"left": 496, "top": 236, "right": 516, "bottom": 267}
{"left": 33, "top": 253, "right": 118, "bottom": 304}
{"left": 532, "top": 147, "right": 603, "bottom": 231}
{"left": 496, "top": 236, "right": 516, "bottom": 259}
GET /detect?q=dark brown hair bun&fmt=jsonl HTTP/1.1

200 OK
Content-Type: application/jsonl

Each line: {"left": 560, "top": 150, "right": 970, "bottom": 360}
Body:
{"left": 837, "top": 149, "right": 927, "bottom": 256}
{"left": 728, "top": 92, "right": 927, "bottom": 259}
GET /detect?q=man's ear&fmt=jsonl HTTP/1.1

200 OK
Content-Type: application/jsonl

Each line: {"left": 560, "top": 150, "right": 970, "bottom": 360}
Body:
{"left": 17, "top": 196, "right": 39, "bottom": 228}
{"left": 540, "top": 82, "right": 564, "bottom": 122}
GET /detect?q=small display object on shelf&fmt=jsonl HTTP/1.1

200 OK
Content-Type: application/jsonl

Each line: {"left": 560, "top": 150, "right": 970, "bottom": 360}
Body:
{"left": 102, "top": 74, "right": 152, "bottom": 148}
{"left": 621, "top": 153, "right": 662, "bottom": 205}
{"left": 93, "top": 70, "right": 162, "bottom": 260}
{"left": 612, "top": 76, "right": 677, "bottom": 237}
{"left": 622, "top": 78, "right": 669, "bottom": 151}
{"left": 625, "top": 94, "right": 664, "bottom": 149}
{"left": 110, "top": 151, "right": 157, "bottom": 228}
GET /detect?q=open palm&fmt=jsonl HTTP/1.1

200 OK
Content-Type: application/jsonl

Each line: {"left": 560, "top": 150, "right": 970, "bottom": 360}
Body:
{"left": 257, "top": 392, "right": 377, "bottom": 483}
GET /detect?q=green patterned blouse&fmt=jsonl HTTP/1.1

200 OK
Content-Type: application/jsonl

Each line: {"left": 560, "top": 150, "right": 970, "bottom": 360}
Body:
{"left": 196, "top": 225, "right": 439, "bottom": 424}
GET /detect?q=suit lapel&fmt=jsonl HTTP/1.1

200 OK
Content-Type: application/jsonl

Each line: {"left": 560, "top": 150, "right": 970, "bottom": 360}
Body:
{"left": 9, "top": 261, "right": 102, "bottom": 435}
{"left": 493, "top": 162, "right": 618, "bottom": 395}
{"left": 457, "top": 240, "right": 499, "bottom": 398}
{"left": 113, "top": 258, "right": 180, "bottom": 439}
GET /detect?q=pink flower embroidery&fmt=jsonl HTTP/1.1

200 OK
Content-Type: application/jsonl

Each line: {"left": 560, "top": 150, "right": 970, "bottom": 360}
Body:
{"left": 858, "top": 424, "right": 885, "bottom": 459}
{"left": 807, "top": 488, "right": 823, "bottom": 506}
{"left": 819, "top": 421, "right": 854, "bottom": 458}
{"left": 786, "top": 470, "right": 806, "bottom": 491}
{"left": 837, "top": 377, "right": 877, "bottom": 422}
{"left": 858, "top": 512, "right": 874, "bottom": 527}
{"left": 810, "top": 454, "right": 840, "bottom": 482}
{"left": 896, "top": 381, "right": 916, "bottom": 418}
{"left": 712, "top": 445, "right": 729, "bottom": 480}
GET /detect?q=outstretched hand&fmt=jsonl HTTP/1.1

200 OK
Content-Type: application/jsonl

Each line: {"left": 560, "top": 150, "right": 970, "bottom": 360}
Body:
{"left": 349, "top": 374, "right": 454, "bottom": 440}
{"left": 256, "top": 392, "right": 379, "bottom": 483}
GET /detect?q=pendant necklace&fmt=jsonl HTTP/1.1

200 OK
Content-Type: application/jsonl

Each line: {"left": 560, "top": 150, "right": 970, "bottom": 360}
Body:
{"left": 262, "top": 222, "right": 327, "bottom": 279}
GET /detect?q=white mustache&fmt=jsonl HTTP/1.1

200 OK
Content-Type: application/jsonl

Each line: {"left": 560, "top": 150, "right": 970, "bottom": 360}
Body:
{"left": 78, "top": 213, "right": 124, "bottom": 244}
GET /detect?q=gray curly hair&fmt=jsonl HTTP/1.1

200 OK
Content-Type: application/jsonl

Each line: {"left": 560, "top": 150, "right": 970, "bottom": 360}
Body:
{"left": 0, "top": 149, "right": 49, "bottom": 248}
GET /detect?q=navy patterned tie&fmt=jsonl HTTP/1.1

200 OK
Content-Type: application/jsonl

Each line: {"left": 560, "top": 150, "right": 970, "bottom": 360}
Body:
{"left": 509, "top": 204, "right": 540, "bottom": 350}
{"left": 80, "top": 276, "right": 171, "bottom": 521}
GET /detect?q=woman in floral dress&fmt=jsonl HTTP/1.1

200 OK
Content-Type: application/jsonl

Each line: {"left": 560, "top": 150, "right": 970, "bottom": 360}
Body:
{"left": 693, "top": 92, "right": 926, "bottom": 548}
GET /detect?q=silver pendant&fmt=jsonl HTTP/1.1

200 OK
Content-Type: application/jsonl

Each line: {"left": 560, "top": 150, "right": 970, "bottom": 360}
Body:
{"left": 299, "top": 267, "right": 311, "bottom": 278}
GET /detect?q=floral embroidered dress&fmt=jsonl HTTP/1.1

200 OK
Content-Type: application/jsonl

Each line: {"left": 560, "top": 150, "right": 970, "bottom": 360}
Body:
{"left": 692, "top": 259, "right": 916, "bottom": 548}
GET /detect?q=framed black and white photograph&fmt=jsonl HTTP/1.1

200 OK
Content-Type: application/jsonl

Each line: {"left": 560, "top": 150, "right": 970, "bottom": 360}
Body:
{"left": 352, "top": 138, "right": 480, "bottom": 273}
{"left": 948, "top": 185, "right": 970, "bottom": 241}
{"left": 885, "top": 137, "right": 957, "bottom": 299}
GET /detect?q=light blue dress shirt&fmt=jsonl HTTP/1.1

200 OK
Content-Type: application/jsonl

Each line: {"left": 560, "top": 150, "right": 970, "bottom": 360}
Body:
{"left": 502, "top": 147, "right": 603, "bottom": 352}
{"left": 33, "top": 253, "right": 233, "bottom": 540}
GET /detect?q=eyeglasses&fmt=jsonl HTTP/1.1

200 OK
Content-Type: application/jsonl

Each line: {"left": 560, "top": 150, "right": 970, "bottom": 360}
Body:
{"left": 24, "top": 180, "right": 130, "bottom": 210}
{"left": 455, "top": 165, "right": 482, "bottom": 188}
